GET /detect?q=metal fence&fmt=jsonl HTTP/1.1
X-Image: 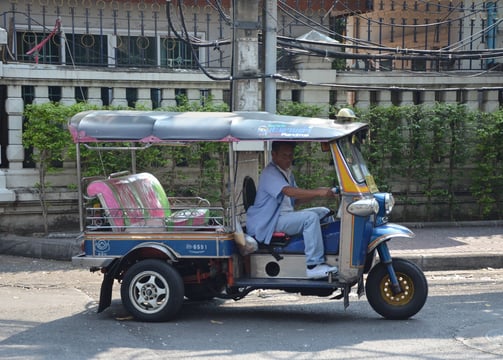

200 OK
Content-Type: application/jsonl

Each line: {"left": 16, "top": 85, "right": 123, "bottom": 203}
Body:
{"left": 0, "top": 1, "right": 500, "bottom": 72}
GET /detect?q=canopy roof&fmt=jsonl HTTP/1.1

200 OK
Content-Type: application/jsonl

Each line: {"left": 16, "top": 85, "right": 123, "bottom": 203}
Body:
{"left": 69, "top": 111, "right": 367, "bottom": 144}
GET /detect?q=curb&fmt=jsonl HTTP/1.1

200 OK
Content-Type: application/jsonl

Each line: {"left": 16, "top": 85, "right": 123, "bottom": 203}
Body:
{"left": 392, "top": 253, "right": 503, "bottom": 271}
{"left": 0, "top": 234, "right": 81, "bottom": 261}
{"left": 400, "top": 220, "right": 503, "bottom": 229}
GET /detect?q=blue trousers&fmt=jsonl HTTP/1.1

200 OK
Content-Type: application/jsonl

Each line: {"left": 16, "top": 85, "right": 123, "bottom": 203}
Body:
{"left": 275, "top": 207, "right": 330, "bottom": 266}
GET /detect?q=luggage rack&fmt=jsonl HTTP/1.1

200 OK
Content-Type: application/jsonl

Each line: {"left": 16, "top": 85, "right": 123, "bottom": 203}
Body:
{"left": 84, "top": 204, "right": 227, "bottom": 233}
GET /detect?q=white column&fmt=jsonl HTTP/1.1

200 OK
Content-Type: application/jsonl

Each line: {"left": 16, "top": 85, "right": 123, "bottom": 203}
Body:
{"left": 33, "top": 86, "right": 49, "bottom": 104}
{"left": 304, "top": 88, "right": 330, "bottom": 115}
{"left": 0, "top": 170, "right": 15, "bottom": 201}
{"left": 87, "top": 87, "right": 103, "bottom": 106}
{"left": 187, "top": 88, "right": 200, "bottom": 103}
{"left": 356, "top": 90, "right": 370, "bottom": 108}
{"left": 482, "top": 90, "right": 500, "bottom": 113}
{"left": 443, "top": 91, "right": 457, "bottom": 104}
{"left": 111, "top": 87, "right": 128, "bottom": 107}
{"left": 334, "top": 90, "right": 348, "bottom": 107}
{"left": 136, "top": 88, "right": 153, "bottom": 109}
{"left": 161, "top": 88, "right": 176, "bottom": 108}
{"left": 377, "top": 90, "right": 392, "bottom": 107}
{"left": 5, "top": 85, "right": 24, "bottom": 170}
{"left": 277, "top": 89, "right": 291, "bottom": 102}
{"left": 423, "top": 91, "right": 436, "bottom": 105}
{"left": 61, "top": 86, "right": 76, "bottom": 106}
{"left": 211, "top": 89, "right": 224, "bottom": 104}
{"left": 465, "top": 90, "right": 479, "bottom": 111}
{"left": 400, "top": 91, "right": 414, "bottom": 105}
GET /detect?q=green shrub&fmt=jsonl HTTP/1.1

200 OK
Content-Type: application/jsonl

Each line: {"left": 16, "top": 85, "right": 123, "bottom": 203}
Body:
{"left": 471, "top": 111, "right": 503, "bottom": 218}
{"left": 23, "top": 99, "right": 503, "bottom": 223}
{"left": 22, "top": 102, "right": 99, "bottom": 233}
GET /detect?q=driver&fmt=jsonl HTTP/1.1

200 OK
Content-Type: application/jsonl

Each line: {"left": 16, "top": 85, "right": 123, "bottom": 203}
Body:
{"left": 246, "top": 141, "right": 338, "bottom": 279}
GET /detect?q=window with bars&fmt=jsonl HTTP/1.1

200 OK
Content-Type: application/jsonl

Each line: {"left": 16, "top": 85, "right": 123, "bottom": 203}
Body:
{"left": 16, "top": 32, "right": 60, "bottom": 64}
{"left": 161, "top": 38, "right": 197, "bottom": 69}
{"left": 65, "top": 33, "right": 108, "bottom": 66}
{"left": 116, "top": 35, "right": 157, "bottom": 67}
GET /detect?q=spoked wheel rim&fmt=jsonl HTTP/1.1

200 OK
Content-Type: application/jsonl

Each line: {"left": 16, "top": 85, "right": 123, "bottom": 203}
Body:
{"left": 379, "top": 272, "right": 415, "bottom": 306}
{"left": 129, "top": 270, "right": 170, "bottom": 314}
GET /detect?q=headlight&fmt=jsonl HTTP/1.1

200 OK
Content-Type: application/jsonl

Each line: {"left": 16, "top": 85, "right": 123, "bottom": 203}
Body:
{"left": 373, "top": 193, "right": 395, "bottom": 226}
{"left": 374, "top": 192, "right": 395, "bottom": 216}
{"left": 347, "top": 198, "right": 379, "bottom": 217}
{"left": 384, "top": 193, "right": 395, "bottom": 215}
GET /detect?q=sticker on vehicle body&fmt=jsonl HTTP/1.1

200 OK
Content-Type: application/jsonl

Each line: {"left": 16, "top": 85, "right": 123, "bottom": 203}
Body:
{"left": 95, "top": 240, "right": 111, "bottom": 256}
{"left": 258, "top": 124, "right": 312, "bottom": 138}
{"left": 186, "top": 243, "right": 208, "bottom": 255}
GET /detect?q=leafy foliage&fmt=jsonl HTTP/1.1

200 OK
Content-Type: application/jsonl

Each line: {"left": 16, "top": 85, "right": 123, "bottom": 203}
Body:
{"left": 470, "top": 111, "right": 503, "bottom": 218}
{"left": 22, "top": 102, "right": 99, "bottom": 233}
{"left": 361, "top": 103, "right": 491, "bottom": 221}
{"left": 156, "top": 95, "right": 230, "bottom": 206}
{"left": 22, "top": 98, "right": 503, "bottom": 224}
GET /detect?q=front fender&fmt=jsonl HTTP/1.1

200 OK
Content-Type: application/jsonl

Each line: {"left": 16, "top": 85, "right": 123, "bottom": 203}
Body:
{"left": 368, "top": 223, "right": 415, "bottom": 252}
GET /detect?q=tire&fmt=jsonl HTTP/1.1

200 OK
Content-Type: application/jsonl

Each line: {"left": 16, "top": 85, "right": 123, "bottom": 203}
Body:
{"left": 365, "top": 258, "right": 428, "bottom": 320}
{"left": 120, "top": 259, "right": 184, "bottom": 322}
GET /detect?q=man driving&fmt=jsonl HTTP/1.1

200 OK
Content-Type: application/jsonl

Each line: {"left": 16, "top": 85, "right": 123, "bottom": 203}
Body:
{"left": 246, "top": 141, "right": 338, "bottom": 279}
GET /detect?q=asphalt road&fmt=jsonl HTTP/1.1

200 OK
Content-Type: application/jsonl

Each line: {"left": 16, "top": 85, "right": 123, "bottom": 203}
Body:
{"left": 1, "top": 254, "right": 503, "bottom": 359}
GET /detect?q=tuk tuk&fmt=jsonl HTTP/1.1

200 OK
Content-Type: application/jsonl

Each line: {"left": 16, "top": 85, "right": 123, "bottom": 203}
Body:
{"left": 69, "top": 110, "right": 428, "bottom": 322}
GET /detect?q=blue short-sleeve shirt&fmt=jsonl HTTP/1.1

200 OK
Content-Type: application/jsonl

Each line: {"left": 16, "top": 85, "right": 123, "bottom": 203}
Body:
{"left": 245, "top": 161, "right": 295, "bottom": 244}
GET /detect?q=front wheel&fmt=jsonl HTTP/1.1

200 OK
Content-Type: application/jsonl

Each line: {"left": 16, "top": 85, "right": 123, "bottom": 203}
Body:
{"left": 120, "top": 259, "right": 184, "bottom": 322}
{"left": 365, "top": 258, "right": 428, "bottom": 320}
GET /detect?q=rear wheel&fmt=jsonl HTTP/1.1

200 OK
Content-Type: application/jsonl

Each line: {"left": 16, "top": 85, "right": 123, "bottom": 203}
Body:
{"left": 365, "top": 258, "right": 428, "bottom": 320}
{"left": 120, "top": 259, "right": 184, "bottom": 322}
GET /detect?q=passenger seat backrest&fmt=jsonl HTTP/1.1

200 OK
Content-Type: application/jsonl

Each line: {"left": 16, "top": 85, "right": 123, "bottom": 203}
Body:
{"left": 86, "top": 173, "right": 170, "bottom": 231}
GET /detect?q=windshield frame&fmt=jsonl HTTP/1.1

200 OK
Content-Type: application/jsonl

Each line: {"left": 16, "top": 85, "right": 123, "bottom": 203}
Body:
{"left": 336, "top": 133, "right": 371, "bottom": 185}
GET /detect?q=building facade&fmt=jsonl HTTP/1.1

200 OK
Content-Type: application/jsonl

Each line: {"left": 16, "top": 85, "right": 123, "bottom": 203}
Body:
{"left": 0, "top": 0, "right": 502, "bottom": 232}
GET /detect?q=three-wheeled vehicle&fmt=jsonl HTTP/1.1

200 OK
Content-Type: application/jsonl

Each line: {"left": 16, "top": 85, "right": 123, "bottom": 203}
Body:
{"left": 70, "top": 110, "right": 427, "bottom": 322}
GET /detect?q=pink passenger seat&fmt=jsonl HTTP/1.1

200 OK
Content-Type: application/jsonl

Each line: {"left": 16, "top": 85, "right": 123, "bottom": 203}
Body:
{"left": 86, "top": 172, "right": 208, "bottom": 232}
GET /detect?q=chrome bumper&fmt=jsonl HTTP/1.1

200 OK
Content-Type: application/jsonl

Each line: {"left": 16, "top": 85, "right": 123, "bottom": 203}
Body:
{"left": 71, "top": 253, "right": 117, "bottom": 268}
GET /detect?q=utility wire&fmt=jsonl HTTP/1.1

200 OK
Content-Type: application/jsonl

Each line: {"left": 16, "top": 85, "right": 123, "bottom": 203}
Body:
{"left": 168, "top": 0, "right": 307, "bottom": 85}
{"left": 167, "top": 0, "right": 230, "bottom": 81}
{"left": 277, "top": 0, "right": 501, "bottom": 55}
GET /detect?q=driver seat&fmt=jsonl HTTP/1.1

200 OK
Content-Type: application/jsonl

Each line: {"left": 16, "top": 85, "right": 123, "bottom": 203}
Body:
{"left": 242, "top": 176, "right": 290, "bottom": 253}
{"left": 242, "top": 176, "right": 256, "bottom": 212}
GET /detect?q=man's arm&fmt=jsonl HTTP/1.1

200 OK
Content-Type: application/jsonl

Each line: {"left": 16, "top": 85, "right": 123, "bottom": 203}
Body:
{"left": 282, "top": 186, "right": 335, "bottom": 204}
